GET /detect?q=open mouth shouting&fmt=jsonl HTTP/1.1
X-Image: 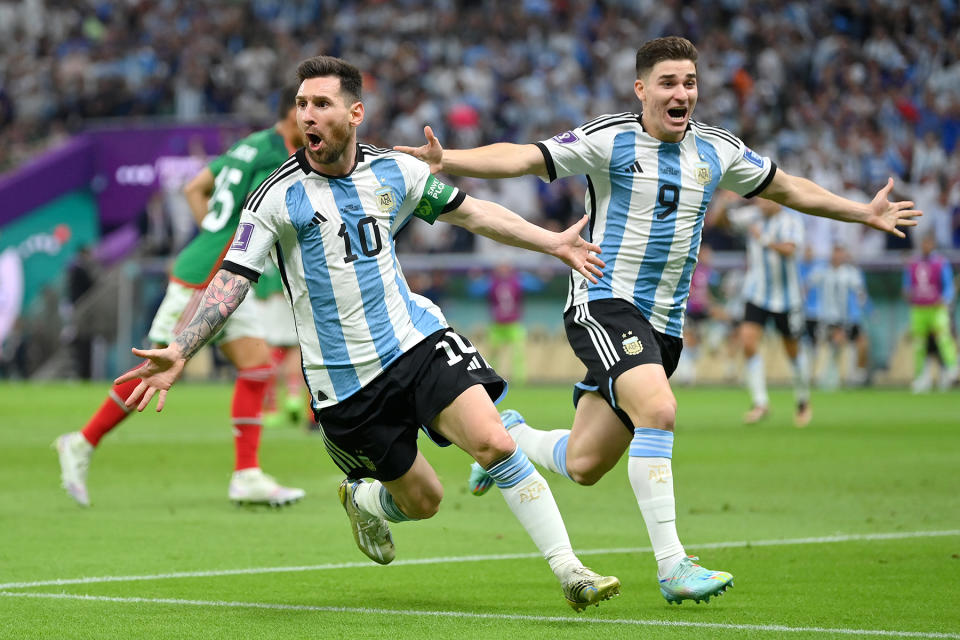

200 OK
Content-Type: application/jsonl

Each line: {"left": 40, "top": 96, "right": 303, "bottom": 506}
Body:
{"left": 305, "top": 132, "right": 323, "bottom": 151}
{"left": 667, "top": 106, "right": 688, "bottom": 125}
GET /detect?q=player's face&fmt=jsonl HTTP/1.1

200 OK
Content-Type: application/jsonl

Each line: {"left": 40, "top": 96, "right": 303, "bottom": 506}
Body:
{"left": 635, "top": 59, "right": 698, "bottom": 143}
{"left": 296, "top": 77, "right": 363, "bottom": 169}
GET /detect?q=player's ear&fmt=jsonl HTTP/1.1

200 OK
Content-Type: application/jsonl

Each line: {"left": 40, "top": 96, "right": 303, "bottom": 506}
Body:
{"left": 349, "top": 100, "right": 365, "bottom": 128}
{"left": 634, "top": 78, "right": 645, "bottom": 103}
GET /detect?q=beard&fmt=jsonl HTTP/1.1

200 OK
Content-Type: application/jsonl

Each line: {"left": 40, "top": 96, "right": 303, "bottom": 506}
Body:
{"left": 304, "top": 122, "right": 352, "bottom": 166}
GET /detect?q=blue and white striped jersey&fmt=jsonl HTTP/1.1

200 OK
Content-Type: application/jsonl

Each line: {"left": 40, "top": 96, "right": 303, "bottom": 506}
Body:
{"left": 223, "top": 144, "right": 465, "bottom": 409}
{"left": 812, "top": 264, "right": 867, "bottom": 325}
{"left": 732, "top": 205, "right": 805, "bottom": 313}
{"left": 798, "top": 258, "right": 827, "bottom": 321}
{"left": 538, "top": 114, "right": 775, "bottom": 338}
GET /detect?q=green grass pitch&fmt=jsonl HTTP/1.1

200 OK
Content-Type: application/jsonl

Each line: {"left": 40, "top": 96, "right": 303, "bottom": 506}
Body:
{"left": 1, "top": 382, "right": 958, "bottom": 639}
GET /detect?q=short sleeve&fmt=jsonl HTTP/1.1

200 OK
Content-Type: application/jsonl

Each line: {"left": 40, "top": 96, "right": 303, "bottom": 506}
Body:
{"left": 718, "top": 139, "right": 777, "bottom": 199}
{"left": 396, "top": 156, "right": 464, "bottom": 225}
{"left": 536, "top": 123, "right": 611, "bottom": 182}
{"left": 222, "top": 191, "right": 283, "bottom": 282}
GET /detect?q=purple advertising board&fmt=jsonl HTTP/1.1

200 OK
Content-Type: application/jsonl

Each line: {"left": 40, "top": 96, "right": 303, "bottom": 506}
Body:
{"left": 89, "top": 123, "right": 251, "bottom": 229}
{"left": 0, "top": 121, "right": 252, "bottom": 231}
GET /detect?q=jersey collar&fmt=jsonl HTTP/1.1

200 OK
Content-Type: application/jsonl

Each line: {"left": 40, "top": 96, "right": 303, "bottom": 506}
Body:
{"left": 295, "top": 144, "right": 362, "bottom": 179}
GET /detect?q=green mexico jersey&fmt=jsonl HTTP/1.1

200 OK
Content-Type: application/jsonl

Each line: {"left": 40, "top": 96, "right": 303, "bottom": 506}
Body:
{"left": 171, "top": 128, "right": 291, "bottom": 287}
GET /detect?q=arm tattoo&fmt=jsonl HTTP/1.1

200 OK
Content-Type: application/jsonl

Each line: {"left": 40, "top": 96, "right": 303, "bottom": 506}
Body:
{"left": 173, "top": 269, "right": 250, "bottom": 360}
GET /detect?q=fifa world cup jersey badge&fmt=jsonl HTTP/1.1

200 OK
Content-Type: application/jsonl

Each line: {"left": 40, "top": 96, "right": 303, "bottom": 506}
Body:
{"left": 694, "top": 162, "right": 712, "bottom": 185}
{"left": 375, "top": 186, "right": 397, "bottom": 214}
{"left": 621, "top": 331, "right": 643, "bottom": 355}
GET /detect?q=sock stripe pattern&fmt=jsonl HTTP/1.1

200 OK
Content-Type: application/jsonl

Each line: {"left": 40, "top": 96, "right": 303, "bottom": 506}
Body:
{"left": 378, "top": 485, "right": 413, "bottom": 522}
{"left": 487, "top": 448, "right": 535, "bottom": 489}
{"left": 552, "top": 434, "right": 573, "bottom": 481}
{"left": 629, "top": 427, "right": 674, "bottom": 459}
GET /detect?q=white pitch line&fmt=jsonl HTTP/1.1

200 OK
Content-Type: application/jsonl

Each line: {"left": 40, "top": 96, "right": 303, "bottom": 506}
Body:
{"left": 1, "top": 528, "right": 957, "bottom": 591}
{"left": 0, "top": 591, "right": 957, "bottom": 639}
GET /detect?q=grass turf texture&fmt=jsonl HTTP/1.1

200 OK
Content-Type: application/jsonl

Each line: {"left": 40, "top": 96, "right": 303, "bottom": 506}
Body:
{"left": 1, "top": 382, "right": 958, "bottom": 639}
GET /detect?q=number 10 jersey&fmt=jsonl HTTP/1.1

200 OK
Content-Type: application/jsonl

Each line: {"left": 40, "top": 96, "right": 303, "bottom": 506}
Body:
{"left": 222, "top": 145, "right": 464, "bottom": 409}
{"left": 537, "top": 114, "right": 775, "bottom": 338}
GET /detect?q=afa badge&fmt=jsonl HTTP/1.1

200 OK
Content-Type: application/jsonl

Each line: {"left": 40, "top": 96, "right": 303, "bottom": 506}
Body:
{"left": 694, "top": 162, "right": 712, "bottom": 185}
{"left": 375, "top": 186, "right": 397, "bottom": 214}
{"left": 621, "top": 331, "right": 643, "bottom": 356}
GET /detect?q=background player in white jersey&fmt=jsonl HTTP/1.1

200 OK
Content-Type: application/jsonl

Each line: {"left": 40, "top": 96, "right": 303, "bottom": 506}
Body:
{"left": 798, "top": 245, "right": 827, "bottom": 364}
{"left": 726, "top": 197, "right": 812, "bottom": 426}
{"left": 815, "top": 245, "right": 870, "bottom": 389}
{"left": 115, "top": 56, "right": 621, "bottom": 611}
{"left": 397, "top": 36, "right": 920, "bottom": 605}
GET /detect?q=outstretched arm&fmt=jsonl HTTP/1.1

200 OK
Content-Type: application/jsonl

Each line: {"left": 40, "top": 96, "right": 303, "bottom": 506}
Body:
{"left": 442, "top": 196, "right": 604, "bottom": 282}
{"left": 114, "top": 269, "right": 252, "bottom": 411}
{"left": 759, "top": 171, "right": 921, "bottom": 238}
{"left": 394, "top": 126, "right": 549, "bottom": 179}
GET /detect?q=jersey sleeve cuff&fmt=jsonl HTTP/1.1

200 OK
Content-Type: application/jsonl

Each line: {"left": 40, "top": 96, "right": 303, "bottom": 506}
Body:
{"left": 222, "top": 260, "right": 261, "bottom": 283}
{"left": 534, "top": 142, "right": 557, "bottom": 182}
{"left": 742, "top": 162, "right": 777, "bottom": 199}
{"left": 439, "top": 190, "right": 466, "bottom": 214}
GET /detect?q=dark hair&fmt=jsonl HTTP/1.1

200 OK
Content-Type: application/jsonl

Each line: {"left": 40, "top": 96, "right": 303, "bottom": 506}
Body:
{"left": 277, "top": 85, "right": 299, "bottom": 119}
{"left": 295, "top": 56, "right": 363, "bottom": 101}
{"left": 635, "top": 36, "right": 699, "bottom": 78}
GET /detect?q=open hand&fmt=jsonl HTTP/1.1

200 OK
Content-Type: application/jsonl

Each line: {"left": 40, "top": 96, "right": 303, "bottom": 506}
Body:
{"left": 393, "top": 125, "right": 444, "bottom": 174}
{"left": 865, "top": 177, "right": 922, "bottom": 238}
{"left": 113, "top": 346, "right": 187, "bottom": 412}
{"left": 552, "top": 214, "right": 605, "bottom": 283}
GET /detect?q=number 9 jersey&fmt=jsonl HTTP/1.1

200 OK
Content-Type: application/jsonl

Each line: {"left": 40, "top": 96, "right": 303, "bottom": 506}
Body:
{"left": 537, "top": 114, "right": 775, "bottom": 338}
{"left": 171, "top": 128, "right": 291, "bottom": 288}
{"left": 222, "top": 144, "right": 465, "bottom": 409}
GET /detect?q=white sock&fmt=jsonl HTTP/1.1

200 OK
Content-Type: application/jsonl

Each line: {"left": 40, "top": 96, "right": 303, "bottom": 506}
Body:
{"left": 506, "top": 421, "right": 573, "bottom": 481}
{"left": 487, "top": 449, "right": 581, "bottom": 581}
{"left": 629, "top": 428, "right": 686, "bottom": 578}
{"left": 352, "top": 480, "right": 412, "bottom": 523}
{"left": 745, "top": 353, "right": 768, "bottom": 407}
{"left": 791, "top": 345, "right": 811, "bottom": 404}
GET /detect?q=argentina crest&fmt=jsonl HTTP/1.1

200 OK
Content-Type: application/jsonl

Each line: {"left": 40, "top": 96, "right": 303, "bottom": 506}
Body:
{"left": 694, "top": 161, "right": 712, "bottom": 185}
{"left": 374, "top": 185, "right": 398, "bottom": 214}
{"left": 621, "top": 331, "right": 643, "bottom": 355}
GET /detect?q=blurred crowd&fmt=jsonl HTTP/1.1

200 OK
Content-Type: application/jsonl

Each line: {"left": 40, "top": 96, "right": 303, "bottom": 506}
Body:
{"left": 2, "top": 0, "right": 960, "bottom": 253}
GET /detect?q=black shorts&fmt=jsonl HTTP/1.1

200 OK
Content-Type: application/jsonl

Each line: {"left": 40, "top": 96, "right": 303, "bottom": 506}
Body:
{"left": 314, "top": 328, "right": 506, "bottom": 482}
{"left": 564, "top": 298, "right": 682, "bottom": 432}
{"left": 743, "top": 302, "right": 804, "bottom": 339}
{"left": 805, "top": 319, "right": 819, "bottom": 343}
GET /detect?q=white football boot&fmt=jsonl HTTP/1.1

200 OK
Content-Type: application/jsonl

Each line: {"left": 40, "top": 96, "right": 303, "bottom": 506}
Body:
{"left": 229, "top": 468, "right": 305, "bottom": 506}
{"left": 54, "top": 432, "right": 94, "bottom": 507}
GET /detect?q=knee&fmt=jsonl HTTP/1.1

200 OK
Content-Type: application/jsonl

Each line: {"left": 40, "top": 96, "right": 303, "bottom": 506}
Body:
{"left": 565, "top": 459, "right": 606, "bottom": 486}
{"left": 645, "top": 398, "right": 677, "bottom": 431}
{"left": 472, "top": 426, "right": 517, "bottom": 468}
{"left": 397, "top": 483, "right": 443, "bottom": 520}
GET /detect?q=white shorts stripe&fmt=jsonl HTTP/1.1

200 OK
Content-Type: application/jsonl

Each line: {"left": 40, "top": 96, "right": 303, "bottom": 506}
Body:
{"left": 574, "top": 303, "right": 619, "bottom": 370}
